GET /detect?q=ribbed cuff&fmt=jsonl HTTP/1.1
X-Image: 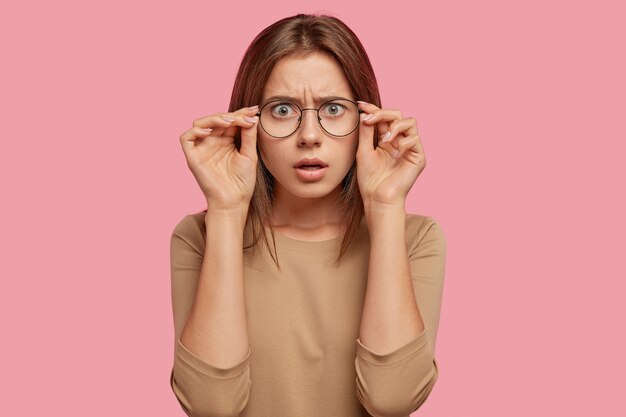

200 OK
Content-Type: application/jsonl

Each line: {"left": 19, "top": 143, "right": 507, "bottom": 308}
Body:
{"left": 175, "top": 336, "right": 250, "bottom": 379}
{"left": 356, "top": 327, "right": 429, "bottom": 365}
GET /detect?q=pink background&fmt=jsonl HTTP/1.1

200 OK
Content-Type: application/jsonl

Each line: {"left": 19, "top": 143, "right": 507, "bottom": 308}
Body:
{"left": 2, "top": 0, "right": 624, "bottom": 415}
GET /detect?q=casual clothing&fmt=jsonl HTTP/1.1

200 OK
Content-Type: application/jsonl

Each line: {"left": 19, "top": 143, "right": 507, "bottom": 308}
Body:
{"left": 169, "top": 210, "right": 446, "bottom": 416}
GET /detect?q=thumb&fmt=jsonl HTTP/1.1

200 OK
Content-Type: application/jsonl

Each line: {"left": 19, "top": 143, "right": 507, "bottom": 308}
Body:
{"left": 357, "top": 112, "right": 375, "bottom": 156}
{"left": 239, "top": 117, "right": 258, "bottom": 161}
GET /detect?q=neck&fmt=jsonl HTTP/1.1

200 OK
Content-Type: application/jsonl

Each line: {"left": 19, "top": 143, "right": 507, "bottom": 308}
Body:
{"left": 269, "top": 185, "right": 346, "bottom": 236}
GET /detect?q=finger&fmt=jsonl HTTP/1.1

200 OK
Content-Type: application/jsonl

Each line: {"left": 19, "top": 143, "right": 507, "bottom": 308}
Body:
{"left": 375, "top": 138, "right": 397, "bottom": 159}
{"left": 239, "top": 116, "right": 258, "bottom": 161}
{"left": 234, "top": 105, "right": 260, "bottom": 114}
{"left": 192, "top": 105, "right": 259, "bottom": 134}
{"left": 179, "top": 126, "right": 214, "bottom": 141}
{"left": 379, "top": 117, "right": 419, "bottom": 144}
{"left": 357, "top": 112, "right": 375, "bottom": 154}
{"left": 192, "top": 114, "right": 236, "bottom": 133}
{"left": 221, "top": 112, "right": 260, "bottom": 138}
{"left": 394, "top": 134, "right": 426, "bottom": 167}
{"left": 357, "top": 101, "right": 403, "bottom": 145}
{"left": 393, "top": 134, "right": 418, "bottom": 158}
{"left": 357, "top": 101, "right": 403, "bottom": 124}
{"left": 179, "top": 126, "right": 216, "bottom": 154}
{"left": 414, "top": 133, "right": 425, "bottom": 157}
{"left": 357, "top": 101, "right": 381, "bottom": 112}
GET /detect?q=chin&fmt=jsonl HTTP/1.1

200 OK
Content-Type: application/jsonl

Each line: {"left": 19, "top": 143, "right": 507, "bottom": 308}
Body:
{"left": 277, "top": 181, "right": 344, "bottom": 201}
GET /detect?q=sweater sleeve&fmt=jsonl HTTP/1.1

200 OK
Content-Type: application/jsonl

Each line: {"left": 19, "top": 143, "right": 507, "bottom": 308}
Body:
{"left": 169, "top": 213, "right": 251, "bottom": 417}
{"left": 354, "top": 216, "right": 446, "bottom": 416}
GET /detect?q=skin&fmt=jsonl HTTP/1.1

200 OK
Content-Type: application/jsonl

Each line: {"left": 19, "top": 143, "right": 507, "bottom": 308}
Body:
{"left": 176, "top": 50, "right": 428, "bottom": 368}
{"left": 257, "top": 52, "right": 360, "bottom": 240}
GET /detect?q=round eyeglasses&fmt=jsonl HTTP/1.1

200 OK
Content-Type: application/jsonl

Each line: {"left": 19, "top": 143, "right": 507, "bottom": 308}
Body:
{"left": 256, "top": 98, "right": 363, "bottom": 138}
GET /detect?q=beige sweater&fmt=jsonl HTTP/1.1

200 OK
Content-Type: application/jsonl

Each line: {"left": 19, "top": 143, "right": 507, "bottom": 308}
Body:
{"left": 169, "top": 210, "right": 446, "bottom": 417}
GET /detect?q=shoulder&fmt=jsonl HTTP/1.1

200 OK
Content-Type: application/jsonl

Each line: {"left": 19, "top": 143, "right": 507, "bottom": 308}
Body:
{"left": 170, "top": 210, "right": 208, "bottom": 254}
{"left": 405, "top": 213, "right": 446, "bottom": 253}
{"left": 172, "top": 209, "right": 206, "bottom": 236}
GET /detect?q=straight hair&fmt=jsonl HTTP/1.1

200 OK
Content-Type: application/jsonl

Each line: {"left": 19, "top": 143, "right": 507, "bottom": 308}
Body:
{"left": 226, "top": 13, "right": 382, "bottom": 267}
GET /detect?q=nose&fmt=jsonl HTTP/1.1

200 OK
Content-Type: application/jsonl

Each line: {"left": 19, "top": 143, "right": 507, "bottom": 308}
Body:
{"left": 297, "top": 109, "right": 322, "bottom": 147}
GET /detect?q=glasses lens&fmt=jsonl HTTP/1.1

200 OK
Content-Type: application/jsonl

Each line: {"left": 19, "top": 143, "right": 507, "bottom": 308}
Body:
{"left": 319, "top": 99, "right": 359, "bottom": 136}
{"left": 259, "top": 102, "right": 301, "bottom": 138}
{"left": 259, "top": 99, "right": 360, "bottom": 137}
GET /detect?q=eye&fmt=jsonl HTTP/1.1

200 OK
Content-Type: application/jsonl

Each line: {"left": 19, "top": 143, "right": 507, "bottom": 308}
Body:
{"left": 321, "top": 102, "right": 346, "bottom": 117}
{"left": 270, "top": 103, "right": 298, "bottom": 118}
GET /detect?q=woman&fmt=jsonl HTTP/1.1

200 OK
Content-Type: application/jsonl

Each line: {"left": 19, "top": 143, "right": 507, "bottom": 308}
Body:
{"left": 170, "top": 13, "right": 446, "bottom": 417}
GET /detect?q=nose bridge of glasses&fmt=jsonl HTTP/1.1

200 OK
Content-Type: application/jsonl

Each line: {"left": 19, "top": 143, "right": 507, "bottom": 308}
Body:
{"left": 295, "top": 108, "right": 324, "bottom": 140}
{"left": 298, "top": 108, "right": 322, "bottom": 131}
{"left": 300, "top": 107, "right": 321, "bottom": 120}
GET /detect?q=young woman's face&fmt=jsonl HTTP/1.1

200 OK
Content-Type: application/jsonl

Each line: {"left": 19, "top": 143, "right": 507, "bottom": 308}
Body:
{"left": 258, "top": 51, "right": 358, "bottom": 201}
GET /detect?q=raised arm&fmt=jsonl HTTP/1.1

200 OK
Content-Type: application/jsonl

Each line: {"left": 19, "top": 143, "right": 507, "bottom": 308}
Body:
{"left": 355, "top": 211, "right": 446, "bottom": 416}
{"left": 170, "top": 211, "right": 251, "bottom": 417}
{"left": 354, "top": 102, "right": 446, "bottom": 415}
{"left": 170, "top": 106, "right": 259, "bottom": 416}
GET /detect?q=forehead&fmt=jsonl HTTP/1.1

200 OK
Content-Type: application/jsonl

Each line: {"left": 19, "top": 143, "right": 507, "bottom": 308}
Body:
{"left": 261, "top": 52, "right": 354, "bottom": 104}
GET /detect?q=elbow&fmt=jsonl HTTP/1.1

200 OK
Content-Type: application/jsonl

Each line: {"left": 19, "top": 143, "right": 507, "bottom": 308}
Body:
{"left": 176, "top": 398, "right": 250, "bottom": 417}
{"left": 170, "top": 368, "right": 251, "bottom": 417}
{"left": 409, "top": 360, "right": 439, "bottom": 413}
{"left": 356, "top": 359, "right": 439, "bottom": 417}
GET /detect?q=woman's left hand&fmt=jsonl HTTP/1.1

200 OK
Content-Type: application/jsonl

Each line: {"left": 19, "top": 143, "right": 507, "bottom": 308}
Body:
{"left": 356, "top": 101, "right": 426, "bottom": 207}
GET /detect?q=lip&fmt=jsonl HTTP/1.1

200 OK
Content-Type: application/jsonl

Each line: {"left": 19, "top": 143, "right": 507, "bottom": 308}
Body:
{"left": 293, "top": 158, "right": 329, "bottom": 182}
{"left": 293, "top": 158, "right": 329, "bottom": 168}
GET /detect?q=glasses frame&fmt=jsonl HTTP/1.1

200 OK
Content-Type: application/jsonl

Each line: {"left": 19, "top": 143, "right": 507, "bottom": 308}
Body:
{"left": 256, "top": 98, "right": 364, "bottom": 138}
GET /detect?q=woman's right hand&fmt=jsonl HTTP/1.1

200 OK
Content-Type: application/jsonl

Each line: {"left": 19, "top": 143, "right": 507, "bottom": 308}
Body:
{"left": 179, "top": 105, "right": 259, "bottom": 210}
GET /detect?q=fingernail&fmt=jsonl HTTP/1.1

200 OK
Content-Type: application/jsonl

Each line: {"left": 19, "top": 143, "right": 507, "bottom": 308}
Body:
{"left": 382, "top": 131, "right": 392, "bottom": 142}
{"left": 357, "top": 100, "right": 369, "bottom": 106}
{"left": 392, "top": 149, "right": 399, "bottom": 159}
{"left": 247, "top": 105, "right": 259, "bottom": 110}
{"left": 362, "top": 114, "right": 373, "bottom": 121}
{"left": 244, "top": 116, "right": 258, "bottom": 123}
{"left": 222, "top": 116, "right": 235, "bottom": 122}
{"left": 200, "top": 128, "right": 212, "bottom": 133}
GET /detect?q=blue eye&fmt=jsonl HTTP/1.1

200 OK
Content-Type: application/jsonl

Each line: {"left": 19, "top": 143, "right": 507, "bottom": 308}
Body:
{"left": 321, "top": 102, "right": 346, "bottom": 117}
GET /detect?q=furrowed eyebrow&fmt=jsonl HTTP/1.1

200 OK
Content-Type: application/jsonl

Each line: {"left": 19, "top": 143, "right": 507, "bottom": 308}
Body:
{"left": 262, "top": 95, "right": 353, "bottom": 106}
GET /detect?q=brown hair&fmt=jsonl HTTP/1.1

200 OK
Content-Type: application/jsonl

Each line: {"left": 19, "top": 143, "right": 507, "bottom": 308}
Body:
{"left": 227, "top": 13, "right": 382, "bottom": 267}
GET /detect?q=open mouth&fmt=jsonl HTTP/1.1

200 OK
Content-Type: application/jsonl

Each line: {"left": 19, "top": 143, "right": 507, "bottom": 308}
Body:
{"left": 294, "top": 159, "right": 329, "bottom": 181}
{"left": 294, "top": 158, "right": 328, "bottom": 169}
{"left": 298, "top": 164, "right": 324, "bottom": 170}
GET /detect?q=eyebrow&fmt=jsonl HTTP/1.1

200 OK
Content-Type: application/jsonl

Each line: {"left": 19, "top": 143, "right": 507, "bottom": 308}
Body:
{"left": 262, "top": 95, "right": 354, "bottom": 106}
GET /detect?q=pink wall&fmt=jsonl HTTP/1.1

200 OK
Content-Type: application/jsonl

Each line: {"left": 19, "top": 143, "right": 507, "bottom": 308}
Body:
{"left": 2, "top": 0, "right": 624, "bottom": 415}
